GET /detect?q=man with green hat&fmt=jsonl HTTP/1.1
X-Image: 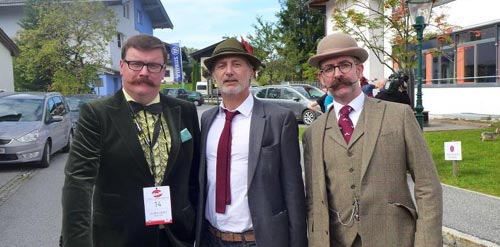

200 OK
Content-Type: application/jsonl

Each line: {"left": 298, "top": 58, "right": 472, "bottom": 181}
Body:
{"left": 195, "top": 37, "right": 307, "bottom": 247}
{"left": 303, "top": 32, "right": 443, "bottom": 247}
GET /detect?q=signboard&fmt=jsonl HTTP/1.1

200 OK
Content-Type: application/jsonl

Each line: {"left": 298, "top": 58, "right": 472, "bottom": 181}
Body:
{"left": 170, "top": 43, "right": 183, "bottom": 83}
{"left": 444, "top": 141, "right": 462, "bottom": 160}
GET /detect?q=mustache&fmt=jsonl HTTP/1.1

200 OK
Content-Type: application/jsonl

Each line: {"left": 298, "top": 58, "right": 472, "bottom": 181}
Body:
{"left": 327, "top": 77, "right": 357, "bottom": 89}
{"left": 131, "top": 78, "right": 155, "bottom": 87}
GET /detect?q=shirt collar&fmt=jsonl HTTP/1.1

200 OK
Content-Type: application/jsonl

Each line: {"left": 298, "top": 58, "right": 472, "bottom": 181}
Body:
{"left": 218, "top": 93, "right": 254, "bottom": 117}
{"left": 333, "top": 92, "right": 365, "bottom": 117}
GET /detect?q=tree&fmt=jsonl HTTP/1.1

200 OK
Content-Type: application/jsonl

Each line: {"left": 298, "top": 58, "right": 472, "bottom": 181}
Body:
{"left": 14, "top": 0, "right": 117, "bottom": 94}
{"left": 331, "top": 0, "right": 458, "bottom": 75}
{"left": 248, "top": 0, "right": 324, "bottom": 84}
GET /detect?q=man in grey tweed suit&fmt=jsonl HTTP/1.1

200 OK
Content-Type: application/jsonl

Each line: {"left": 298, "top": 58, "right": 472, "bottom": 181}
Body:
{"left": 303, "top": 32, "right": 443, "bottom": 247}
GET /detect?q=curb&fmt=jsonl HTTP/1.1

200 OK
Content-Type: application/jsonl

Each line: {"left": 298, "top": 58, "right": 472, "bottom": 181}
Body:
{"left": 431, "top": 119, "right": 492, "bottom": 128}
{"left": 443, "top": 227, "right": 500, "bottom": 247}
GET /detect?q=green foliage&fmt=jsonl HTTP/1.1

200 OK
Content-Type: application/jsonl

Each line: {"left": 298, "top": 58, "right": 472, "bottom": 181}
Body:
{"left": 248, "top": 0, "right": 324, "bottom": 84}
{"left": 331, "top": 0, "right": 458, "bottom": 75}
{"left": 14, "top": 0, "right": 117, "bottom": 94}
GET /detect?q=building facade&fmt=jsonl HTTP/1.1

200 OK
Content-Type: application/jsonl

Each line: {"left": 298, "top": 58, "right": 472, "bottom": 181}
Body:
{"left": 0, "top": 0, "right": 173, "bottom": 96}
{"left": 308, "top": 0, "right": 500, "bottom": 116}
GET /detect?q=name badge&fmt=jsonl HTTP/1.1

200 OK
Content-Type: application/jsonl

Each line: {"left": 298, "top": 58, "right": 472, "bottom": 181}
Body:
{"left": 143, "top": 186, "right": 172, "bottom": 226}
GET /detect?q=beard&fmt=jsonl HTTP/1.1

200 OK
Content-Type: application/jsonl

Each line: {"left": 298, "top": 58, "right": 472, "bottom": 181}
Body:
{"left": 130, "top": 77, "right": 156, "bottom": 87}
{"left": 328, "top": 77, "right": 357, "bottom": 90}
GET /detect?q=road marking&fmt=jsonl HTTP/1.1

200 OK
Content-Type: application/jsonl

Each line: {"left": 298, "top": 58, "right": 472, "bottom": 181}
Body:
{"left": 0, "top": 169, "right": 38, "bottom": 207}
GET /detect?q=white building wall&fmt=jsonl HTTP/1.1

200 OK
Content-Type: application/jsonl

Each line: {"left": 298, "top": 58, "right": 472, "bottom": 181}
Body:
{"left": 0, "top": 44, "right": 15, "bottom": 91}
{"left": 423, "top": 87, "right": 500, "bottom": 116}
{"left": 322, "top": 0, "right": 500, "bottom": 116}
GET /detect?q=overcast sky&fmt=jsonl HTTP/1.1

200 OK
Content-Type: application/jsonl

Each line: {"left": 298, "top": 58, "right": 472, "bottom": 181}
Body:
{"left": 154, "top": 0, "right": 281, "bottom": 50}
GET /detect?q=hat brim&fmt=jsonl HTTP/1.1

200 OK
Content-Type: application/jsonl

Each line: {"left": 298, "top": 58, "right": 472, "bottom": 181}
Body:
{"left": 204, "top": 52, "right": 263, "bottom": 71}
{"left": 308, "top": 47, "right": 368, "bottom": 68}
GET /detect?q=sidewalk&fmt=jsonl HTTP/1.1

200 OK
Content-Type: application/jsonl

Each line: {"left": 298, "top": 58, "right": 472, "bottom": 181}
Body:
{"left": 423, "top": 118, "right": 500, "bottom": 247}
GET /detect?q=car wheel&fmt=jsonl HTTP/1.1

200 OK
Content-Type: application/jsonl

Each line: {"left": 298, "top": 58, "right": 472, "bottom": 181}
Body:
{"left": 302, "top": 110, "right": 316, "bottom": 125}
{"left": 62, "top": 131, "right": 73, "bottom": 153}
{"left": 39, "top": 142, "right": 51, "bottom": 168}
{"left": 193, "top": 100, "right": 200, "bottom": 106}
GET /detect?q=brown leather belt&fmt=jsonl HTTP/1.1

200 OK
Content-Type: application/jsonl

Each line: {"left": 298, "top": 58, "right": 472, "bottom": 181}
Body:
{"left": 208, "top": 224, "right": 255, "bottom": 242}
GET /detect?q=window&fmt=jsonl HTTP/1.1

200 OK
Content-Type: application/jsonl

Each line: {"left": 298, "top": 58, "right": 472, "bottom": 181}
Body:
{"left": 137, "top": 10, "right": 142, "bottom": 24}
{"left": 165, "top": 70, "right": 170, "bottom": 77}
{"left": 256, "top": 89, "right": 267, "bottom": 98}
{"left": 123, "top": 3, "right": 129, "bottom": 19}
{"left": 283, "top": 88, "right": 298, "bottom": 99}
{"left": 117, "top": 33, "right": 124, "bottom": 48}
{"left": 267, "top": 88, "right": 282, "bottom": 99}
{"left": 476, "top": 41, "right": 496, "bottom": 83}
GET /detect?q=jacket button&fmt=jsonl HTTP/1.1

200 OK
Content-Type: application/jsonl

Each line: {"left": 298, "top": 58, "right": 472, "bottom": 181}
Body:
{"left": 349, "top": 168, "right": 354, "bottom": 173}
{"left": 351, "top": 184, "right": 356, "bottom": 189}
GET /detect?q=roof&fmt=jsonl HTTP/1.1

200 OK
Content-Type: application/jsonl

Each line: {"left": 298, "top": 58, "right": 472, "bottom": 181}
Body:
{"left": 306, "top": 0, "right": 328, "bottom": 8}
{"left": 0, "top": 0, "right": 173, "bottom": 29}
{"left": 143, "top": 0, "right": 173, "bottom": 29}
{"left": 189, "top": 40, "right": 225, "bottom": 60}
{"left": 0, "top": 28, "right": 19, "bottom": 56}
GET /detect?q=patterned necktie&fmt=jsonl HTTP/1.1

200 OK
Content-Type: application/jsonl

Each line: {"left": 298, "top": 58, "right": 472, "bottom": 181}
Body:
{"left": 338, "top": 105, "right": 354, "bottom": 143}
{"left": 216, "top": 110, "right": 240, "bottom": 214}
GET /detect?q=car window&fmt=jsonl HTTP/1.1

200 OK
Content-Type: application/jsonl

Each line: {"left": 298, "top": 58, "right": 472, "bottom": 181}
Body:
{"left": 256, "top": 88, "right": 267, "bottom": 98}
{"left": 166, "top": 90, "right": 177, "bottom": 96}
{"left": 283, "top": 88, "right": 299, "bottom": 99}
{"left": 0, "top": 98, "right": 44, "bottom": 121}
{"left": 305, "top": 86, "right": 325, "bottom": 98}
{"left": 292, "top": 87, "right": 311, "bottom": 99}
{"left": 52, "top": 96, "right": 66, "bottom": 116}
{"left": 267, "top": 88, "right": 281, "bottom": 99}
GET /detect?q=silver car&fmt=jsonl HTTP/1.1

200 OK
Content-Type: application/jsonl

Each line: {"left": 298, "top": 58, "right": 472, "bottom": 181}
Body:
{"left": 0, "top": 92, "right": 73, "bottom": 167}
{"left": 255, "top": 85, "right": 321, "bottom": 125}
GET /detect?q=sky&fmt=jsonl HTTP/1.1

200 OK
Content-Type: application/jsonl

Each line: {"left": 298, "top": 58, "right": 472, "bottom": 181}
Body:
{"left": 154, "top": 0, "right": 281, "bottom": 50}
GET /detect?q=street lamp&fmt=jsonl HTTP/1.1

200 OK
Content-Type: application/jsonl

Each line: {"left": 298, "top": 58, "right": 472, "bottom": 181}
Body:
{"left": 407, "top": 0, "right": 433, "bottom": 130}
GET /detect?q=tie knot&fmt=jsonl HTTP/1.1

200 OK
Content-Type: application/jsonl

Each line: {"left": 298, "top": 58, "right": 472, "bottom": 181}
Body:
{"left": 224, "top": 109, "right": 240, "bottom": 121}
{"left": 340, "top": 105, "right": 352, "bottom": 116}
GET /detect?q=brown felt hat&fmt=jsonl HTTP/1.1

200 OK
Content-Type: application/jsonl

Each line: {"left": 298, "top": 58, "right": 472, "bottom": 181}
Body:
{"left": 308, "top": 32, "right": 369, "bottom": 68}
{"left": 204, "top": 38, "right": 263, "bottom": 71}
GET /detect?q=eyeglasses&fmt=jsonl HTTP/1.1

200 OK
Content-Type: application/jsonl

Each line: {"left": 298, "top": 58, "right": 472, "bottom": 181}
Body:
{"left": 320, "top": 62, "right": 356, "bottom": 78}
{"left": 123, "top": 59, "right": 165, "bottom": 73}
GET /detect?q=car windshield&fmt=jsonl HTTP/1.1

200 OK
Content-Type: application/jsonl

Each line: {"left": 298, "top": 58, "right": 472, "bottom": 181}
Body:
{"left": 0, "top": 98, "right": 43, "bottom": 121}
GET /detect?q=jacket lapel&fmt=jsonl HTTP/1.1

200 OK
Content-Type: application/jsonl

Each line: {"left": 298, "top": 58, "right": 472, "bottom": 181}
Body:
{"left": 325, "top": 107, "right": 349, "bottom": 149}
{"left": 248, "top": 99, "right": 266, "bottom": 187}
{"left": 160, "top": 97, "right": 181, "bottom": 180}
{"left": 360, "top": 97, "right": 385, "bottom": 179}
{"left": 107, "top": 91, "right": 154, "bottom": 180}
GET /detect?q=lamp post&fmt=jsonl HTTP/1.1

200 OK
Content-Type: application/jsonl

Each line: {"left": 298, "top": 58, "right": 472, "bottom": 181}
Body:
{"left": 407, "top": 0, "right": 433, "bottom": 130}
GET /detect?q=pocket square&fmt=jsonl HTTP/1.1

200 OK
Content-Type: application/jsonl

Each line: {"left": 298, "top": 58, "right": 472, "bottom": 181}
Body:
{"left": 180, "top": 128, "right": 192, "bottom": 143}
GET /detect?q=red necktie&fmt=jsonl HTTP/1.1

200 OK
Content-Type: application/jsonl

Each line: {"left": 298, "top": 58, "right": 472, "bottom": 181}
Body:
{"left": 216, "top": 110, "right": 240, "bottom": 214}
{"left": 338, "top": 105, "right": 354, "bottom": 143}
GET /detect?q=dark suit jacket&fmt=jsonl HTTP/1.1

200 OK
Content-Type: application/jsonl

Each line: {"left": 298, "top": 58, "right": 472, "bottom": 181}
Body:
{"left": 303, "top": 97, "right": 443, "bottom": 247}
{"left": 61, "top": 90, "right": 200, "bottom": 247}
{"left": 194, "top": 97, "right": 307, "bottom": 247}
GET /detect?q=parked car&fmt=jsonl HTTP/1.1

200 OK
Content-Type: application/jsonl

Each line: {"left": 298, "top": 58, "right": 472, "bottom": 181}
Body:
{"left": 65, "top": 94, "right": 102, "bottom": 131}
{"left": 186, "top": 90, "right": 205, "bottom": 106}
{"left": 255, "top": 85, "right": 321, "bottom": 125}
{"left": 160, "top": 88, "right": 190, "bottom": 100}
{"left": 0, "top": 92, "right": 73, "bottom": 167}
{"left": 290, "top": 84, "right": 325, "bottom": 99}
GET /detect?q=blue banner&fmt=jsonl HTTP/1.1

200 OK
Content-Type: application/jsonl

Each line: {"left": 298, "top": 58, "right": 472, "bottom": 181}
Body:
{"left": 170, "top": 43, "right": 183, "bottom": 83}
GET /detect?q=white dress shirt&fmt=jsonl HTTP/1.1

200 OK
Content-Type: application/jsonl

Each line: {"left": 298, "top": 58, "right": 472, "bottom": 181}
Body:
{"left": 205, "top": 94, "right": 253, "bottom": 232}
{"left": 332, "top": 92, "right": 365, "bottom": 127}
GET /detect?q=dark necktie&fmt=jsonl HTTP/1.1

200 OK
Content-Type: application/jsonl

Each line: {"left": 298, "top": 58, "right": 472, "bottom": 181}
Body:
{"left": 338, "top": 105, "right": 354, "bottom": 143}
{"left": 216, "top": 109, "right": 240, "bottom": 214}
{"left": 129, "top": 101, "right": 162, "bottom": 115}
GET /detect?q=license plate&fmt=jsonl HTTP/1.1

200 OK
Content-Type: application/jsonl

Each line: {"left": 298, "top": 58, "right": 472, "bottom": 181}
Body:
{"left": 0, "top": 148, "right": 4, "bottom": 154}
